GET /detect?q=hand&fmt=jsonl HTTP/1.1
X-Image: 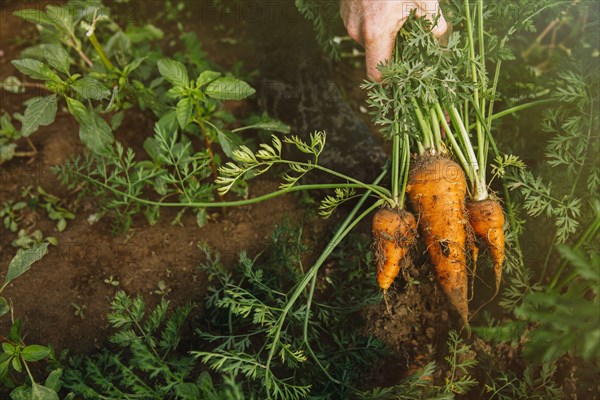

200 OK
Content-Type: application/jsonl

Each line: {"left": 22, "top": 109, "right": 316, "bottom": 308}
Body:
{"left": 340, "top": 0, "right": 449, "bottom": 81}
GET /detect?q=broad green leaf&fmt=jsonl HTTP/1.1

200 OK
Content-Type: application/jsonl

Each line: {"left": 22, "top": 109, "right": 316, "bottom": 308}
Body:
{"left": 175, "top": 382, "right": 200, "bottom": 399}
{"left": 157, "top": 59, "right": 189, "bottom": 88}
{"left": 71, "top": 77, "right": 110, "bottom": 100}
{"left": 176, "top": 98, "right": 194, "bottom": 129}
{"left": 156, "top": 111, "right": 178, "bottom": 140}
{"left": 1, "top": 143, "right": 17, "bottom": 163}
{"left": 205, "top": 77, "right": 255, "bottom": 100}
{"left": 1, "top": 76, "right": 25, "bottom": 93}
{"left": 44, "top": 369, "right": 63, "bottom": 392}
{"left": 143, "top": 137, "right": 161, "bottom": 163}
{"left": 66, "top": 98, "right": 114, "bottom": 154}
{"left": 196, "top": 70, "right": 221, "bottom": 87}
{"left": 237, "top": 120, "right": 291, "bottom": 134}
{"left": 0, "top": 297, "right": 9, "bottom": 317}
{"left": 0, "top": 357, "right": 10, "bottom": 379}
{"left": 12, "top": 356, "right": 22, "bottom": 372}
{"left": 2, "top": 342, "right": 16, "bottom": 355}
{"left": 32, "top": 383, "right": 60, "bottom": 400}
{"left": 11, "top": 59, "right": 60, "bottom": 82}
{"left": 9, "top": 320, "right": 21, "bottom": 342}
{"left": 13, "top": 9, "right": 55, "bottom": 26}
{"left": 21, "top": 345, "right": 51, "bottom": 362}
{"left": 46, "top": 6, "right": 75, "bottom": 35}
{"left": 43, "top": 44, "right": 70, "bottom": 75}
{"left": 5, "top": 243, "right": 49, "bottom": 285}
{"left": 10, "top": 385, "right": 30, "bottom": 400}
{"left": 216, "top": 129, "right": 243, "bottom": 158}
{"left": 21, "top": 95, "right": 58, "bottom": 136}
{"left": 124, "top": 57, "right": 147, "bottom": 75}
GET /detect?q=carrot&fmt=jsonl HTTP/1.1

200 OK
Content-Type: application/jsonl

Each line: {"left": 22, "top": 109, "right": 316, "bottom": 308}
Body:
{"left": 466, "top": 199, "right": 505, "bottom": 294}
{"left": 372, "top": 208, "right": 417, "bottom": 292}
{"left": 406, "top": 156, "right": 469, "bottom": 326}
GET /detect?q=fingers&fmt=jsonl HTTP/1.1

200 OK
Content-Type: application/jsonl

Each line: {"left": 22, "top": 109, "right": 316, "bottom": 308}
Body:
{"left": 364, "top": 28, "right": 398, "bottom": 81}
{"left": 414, "top": 1, "right": 449, "bottom": 38}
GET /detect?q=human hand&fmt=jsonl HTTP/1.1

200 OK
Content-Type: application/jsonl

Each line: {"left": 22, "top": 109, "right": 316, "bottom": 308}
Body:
{"left": 340, "top": 0, "right": 449, "bottom": 81}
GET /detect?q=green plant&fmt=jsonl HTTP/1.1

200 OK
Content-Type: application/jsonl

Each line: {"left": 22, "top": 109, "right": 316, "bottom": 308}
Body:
{"left": 0, "top": 201, "right": 27, "bottom": 233}
{"left": 71, "top": 304, "right": 86, "bottom": 320}
{"left": 20, "top": 186, "right": 76, "bottom": 233}
{"left": 64, "top": 291, "right": 197, "bottom": 399}
{"left": 0, "top": 243, "right": 70, "bottom": 400}
{"left": 0, "top": 113, "right": 36, "bottom": 164}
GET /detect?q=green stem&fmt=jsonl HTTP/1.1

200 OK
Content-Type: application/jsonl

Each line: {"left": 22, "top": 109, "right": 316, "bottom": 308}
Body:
{"left": 391, "top": 123, "right": 400, "bottom": 204}
{"left": 449, "top": 105, "right": 488, "bottom": 200}
{"left": 411, "top": 97, "right": 433, "bottom": 149}
{"left": 266, "top": 198, "right": 384, "bottom": 373}
{"left": 270, "top": 168, "right": 388, "bottom": 378}
{"left": 71, "top": 171, "right": 388, "bottom": 208}
{"left": 429, "top": 106, "right": 443, "bottom": 152}
{"left": 481, "top": 98, "right": 554, "bottom": 128}
{"left": 398, "top": 135, "right": 410, "bottom": 209}
{"left": 550, "top": 208, "right": 600, "bottom": 289}
{"left": 23, "top": 359, "right": 36, "bottom": 384}
{"left": 477, "top": 0, "right": 487, "bottom": 180}
{"left": 434, "top": 103, "right": 471, "bottom": 182}
{"left": 464, "top": 0, "right": 484, "bottom": 177}
{"left": 87, "top": 32, "right": 114, "bottom": 70}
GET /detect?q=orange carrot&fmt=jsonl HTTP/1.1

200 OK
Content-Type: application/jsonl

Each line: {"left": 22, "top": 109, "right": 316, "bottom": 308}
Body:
{"left": 372, "top": 208, "right": 417, "bottom": 292}
{"left": 467, "top": 199, "right": 505, "bottom": 294}
{"left": 406, "top": 156, "right": 469, "bottom": 326}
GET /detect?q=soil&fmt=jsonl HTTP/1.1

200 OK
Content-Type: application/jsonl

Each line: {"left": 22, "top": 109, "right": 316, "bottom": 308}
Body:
{"left": 0, "top": 1, "right": 302, "bottom": 355}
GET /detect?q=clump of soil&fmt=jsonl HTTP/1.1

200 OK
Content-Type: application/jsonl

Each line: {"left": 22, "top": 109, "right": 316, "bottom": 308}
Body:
{"left": 360, "top": 258, "right": 457, "bottom": 386}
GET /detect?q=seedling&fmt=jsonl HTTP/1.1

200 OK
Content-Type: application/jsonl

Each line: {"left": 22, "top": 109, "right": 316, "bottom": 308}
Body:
{"left": 71, "top": 303, "right": 86, "bottom": 319}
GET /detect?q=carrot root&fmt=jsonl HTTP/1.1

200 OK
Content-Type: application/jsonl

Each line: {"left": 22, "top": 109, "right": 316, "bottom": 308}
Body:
{"left": 407, "top": 156, "right": 469, "bottom": 326}
{"left": 467, "top": 199, "right": 505, "bottom": 294}
{"left": 372, "top": 208, "right": 417, "bottom": 292}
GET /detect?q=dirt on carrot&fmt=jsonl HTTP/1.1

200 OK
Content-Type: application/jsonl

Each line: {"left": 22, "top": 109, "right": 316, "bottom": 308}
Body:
{"left": 467, "top": 198, "right": 505, "bottom": 294}
{"left": 406, "top": 155, "right": 469, "bottom": 326}
{"left": 372, "top": 208, "right": 417, "bottom": 292}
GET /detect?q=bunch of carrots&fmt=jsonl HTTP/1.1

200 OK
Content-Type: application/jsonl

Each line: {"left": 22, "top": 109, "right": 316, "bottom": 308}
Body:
{"left": 370, "top": 2, "right": 505, "bottom": 327}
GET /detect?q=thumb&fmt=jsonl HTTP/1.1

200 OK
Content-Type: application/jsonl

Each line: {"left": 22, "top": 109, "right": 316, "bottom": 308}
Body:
{"left": 364, "top": 31, "right": 397, "bottom": 81}
{"left": 414, "top": 3, "right": 449, "bottom": 39}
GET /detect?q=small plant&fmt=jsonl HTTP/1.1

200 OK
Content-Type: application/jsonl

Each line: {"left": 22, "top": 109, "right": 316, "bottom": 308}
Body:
{"left": 0, "top": 243, "right": 69, "bottom": 399}
{"left": 21, "top": 186, "right": 76, "bottom": 233}
{"left": 0, "top": 113, "right": 36, "bottom": 164}
{"left": 71, "top": 303, "right": 86, "bottom": 320}
{"left": 153, "top": 280, "right": 171, "bottom": 297}
{"left": 0, "top": 200, "right": 27, "bottom": 233}
{"left": 64, "top": 292, "right": 197, "bottom": 399}
{"left": 103, "top": 275, "right": 120, "bottom": 287}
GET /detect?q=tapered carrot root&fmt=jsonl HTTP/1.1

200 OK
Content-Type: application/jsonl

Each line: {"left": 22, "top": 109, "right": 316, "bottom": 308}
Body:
{"left": 467, "top": 199, "right": 505, "bottom": 294}
{"left": 406, "top": 156, "right": 469, "bottom": 326}
{"left": 372, "top": 208, "right": 417, "bottom": 292}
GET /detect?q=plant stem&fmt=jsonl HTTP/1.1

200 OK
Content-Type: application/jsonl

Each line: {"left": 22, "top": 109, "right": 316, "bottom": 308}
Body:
{"left": 398, "top": 135, "right": 410, "bottom": 209}
{"left": 198, "top": 120, "right": 220, "bottom": 180}
{"left": 71, "top": 171, "right": 388, "bottom": 209}
{"left": 550, "top": 211, "right": 600, "bottom": 289}
{"left": 429, "top": 106, "right": 443, "bottom": 152}
{"left": 411, "top": 97, "right": 433, "bottom": 150}
{"left": 464, "top": 0, "right": 485, "bottom": 181}
{"left": 391, "top": 126, "right": 400, "bottom": 205}
{"left": 282, "top": 168, "right": 387, "bottom": 384}
{"left": 266, "top": 198, "right": 384, "bottom": 374}
{"left": 449, "top": 105, "right": 488, "bottom": 200}
{"left": 87, "top": 33, "right": 113, "bottom": 70}
{"left": 481, "top": 99, "right": 554, "bottom": 128}
{"left": 434, "top": 103, "right": 471, "bottom": 179}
